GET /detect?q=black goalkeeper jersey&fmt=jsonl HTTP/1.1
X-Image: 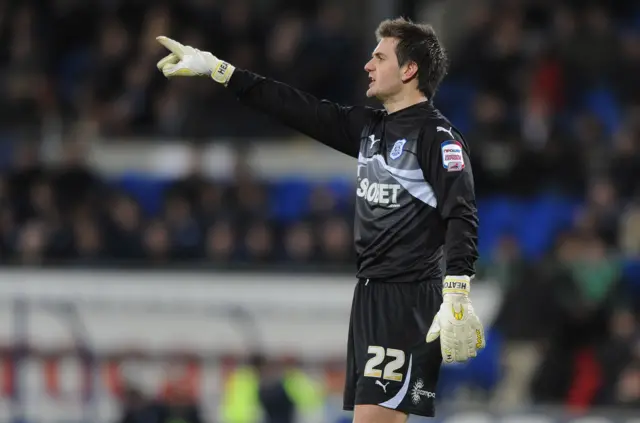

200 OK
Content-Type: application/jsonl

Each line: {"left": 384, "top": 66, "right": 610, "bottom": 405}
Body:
{"left": 227, "top": 69, "right": 479, "bottom": 282}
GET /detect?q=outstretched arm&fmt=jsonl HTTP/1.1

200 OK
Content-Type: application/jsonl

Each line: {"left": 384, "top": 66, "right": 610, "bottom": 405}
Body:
{"left": 226, "top": 69, "right": 371, "bottom": 158}
{"left": 156, "top": 36, "right": 373, "bottom": 158}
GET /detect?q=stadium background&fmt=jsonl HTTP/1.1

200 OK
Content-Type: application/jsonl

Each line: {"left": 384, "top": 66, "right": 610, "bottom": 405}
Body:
{"left": 0, "top": 0, "right": 639, "bottom": 422}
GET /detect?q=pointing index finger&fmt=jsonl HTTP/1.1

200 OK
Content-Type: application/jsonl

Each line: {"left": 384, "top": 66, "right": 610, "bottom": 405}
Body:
{"left": 156, "top": 36, "right": 185, "bottom": 59}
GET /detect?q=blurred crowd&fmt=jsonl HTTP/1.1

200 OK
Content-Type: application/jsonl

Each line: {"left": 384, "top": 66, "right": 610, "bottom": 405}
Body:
{"left": 0, "top": 142, "right": 355, "bottom": 268}
{"left": 0, "top": 0, "right": 361, "bottom": 139}
{"left": 448, "top": 0, "right": 640, "bottom": 411}
{"left": 479, "top": 230, "right": 640, "bottom": 410}
{"left": 433, "top": 1, "right": 640, "bottom": 200}
{"left": 0, "top": 0, "right": 639, "bottom": 195}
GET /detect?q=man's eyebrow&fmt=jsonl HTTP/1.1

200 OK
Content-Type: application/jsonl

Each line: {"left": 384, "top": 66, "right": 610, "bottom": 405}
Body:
{"left": 373, "top": 52, "right": 386, "bottom": 59}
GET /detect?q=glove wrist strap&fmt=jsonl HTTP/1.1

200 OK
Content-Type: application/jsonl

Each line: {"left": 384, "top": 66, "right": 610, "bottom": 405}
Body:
{"left": 211, "top": 61, "right": 235, "bottom": 85}
{"left": 443, "top": 275, "right": 471, "bottom": 296}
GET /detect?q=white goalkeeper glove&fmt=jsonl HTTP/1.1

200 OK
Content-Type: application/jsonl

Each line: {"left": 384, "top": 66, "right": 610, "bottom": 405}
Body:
{"left": 426, "top": 275, "right": 486, "bottom": 364}
{"left": 155, "top": 36, "right": 235, "bottom": 85}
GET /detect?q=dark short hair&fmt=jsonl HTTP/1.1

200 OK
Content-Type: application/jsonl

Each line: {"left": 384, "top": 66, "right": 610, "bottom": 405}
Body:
{"left": 376, "top": 17, "right": 448, "bottom": 99}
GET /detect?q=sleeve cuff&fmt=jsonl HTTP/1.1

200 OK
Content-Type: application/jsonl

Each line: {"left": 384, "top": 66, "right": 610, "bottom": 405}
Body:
{"left": 225, "top": 68, "right": 261, "bottom": 94}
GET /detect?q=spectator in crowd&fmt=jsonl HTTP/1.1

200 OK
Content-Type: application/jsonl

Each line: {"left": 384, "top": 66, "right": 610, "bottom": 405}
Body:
{"left": 620, "top": 200, "right": 640, "bottom": 257}
{"left": 595, "top": 308, "right": 639, "bottom": 407}
{"left": 221, "top": 354, "right": 323, "bottom": 423}
{"left": 117, "top": 386, "right": 156, "bottom": 423}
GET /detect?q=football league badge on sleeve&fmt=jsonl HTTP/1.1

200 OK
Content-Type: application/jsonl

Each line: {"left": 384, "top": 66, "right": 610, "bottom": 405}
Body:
{"left": 441, "top": 140, "right": 465, "bottom": 172}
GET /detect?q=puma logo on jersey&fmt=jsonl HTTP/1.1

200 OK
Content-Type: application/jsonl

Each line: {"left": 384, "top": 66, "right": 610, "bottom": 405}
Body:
{"left": 369, "top": 134, "right": 380, "bottom": 149}
{"left": 356, "top": 178, "right": 401, "bottom": 207}
{"left": 437, "top": 126, "right": 455, "bottom": 139}
{"left": 375, "top": 380, "right": 389, "bottom": 393}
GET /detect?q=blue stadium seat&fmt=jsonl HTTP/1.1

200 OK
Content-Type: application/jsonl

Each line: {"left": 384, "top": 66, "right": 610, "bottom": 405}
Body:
{"left": 111, "top": 173, "right": 172, "bottom": 216}
{"left": 478, "top": 195, "right": 581, "bottom": 259}
{"left": 477, "top": 197, "right": 523, "bottom": 257}
{"left": 515, "top": 195, "right": 580, "bottom": 259}
{"left": 620, "top": 259, "right": 640, "bottom": 311}
{"left": 434, "top": 78, "right": 476, "bottom": 134}
{"left": 324, "top": 177, "right": 354, "bottom": 210}
{"left": 584, "top": 87, "right": 621, "bottom": 137}
{"left": 269, "top": 177, "right": 313, "bottom": 222}
{"left": 622, "top": 260, "right": 640, "bottom": 288}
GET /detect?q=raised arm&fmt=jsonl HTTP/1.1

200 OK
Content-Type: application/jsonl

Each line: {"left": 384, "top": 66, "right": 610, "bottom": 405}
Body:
{"left": 226, "top": 69, "right": 372, "bottom": 158}
{"left": 156, "top": 36, "right": 373, "bottom": 158}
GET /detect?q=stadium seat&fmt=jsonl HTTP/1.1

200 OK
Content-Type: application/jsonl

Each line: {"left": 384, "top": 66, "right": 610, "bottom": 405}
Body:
{"left": 269, "top": 177, "right": 313, "bottom": 222}
{"left": 622, "top": 260, "right": 640, "bottom": 280}
{"left": 433, "top": 78, "right": 476, "bottom": 134}
{"left": 584, "top": 87, "right": 621, "bottom": 137}
{"left": 111, "top": 173, "right": 172, "bottom": 216}
{"left": 477, "top": 197, "right": 523, "bottom": 257}
{"left": 622, "top": 260, "right": 640, "bottom": 299}
{"left": 515, "top": 195, "right": 580, "bottom": 259}
{"left": 324, "top": 177, "right": 354, "bottom": 211}
{"left": 478, "top": 195, "right": 581, "bottom": 259}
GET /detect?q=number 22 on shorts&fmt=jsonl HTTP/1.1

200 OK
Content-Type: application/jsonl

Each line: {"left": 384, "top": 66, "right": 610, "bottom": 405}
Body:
{"left": 363, "top": 346, "right": 406, "bottom": 382}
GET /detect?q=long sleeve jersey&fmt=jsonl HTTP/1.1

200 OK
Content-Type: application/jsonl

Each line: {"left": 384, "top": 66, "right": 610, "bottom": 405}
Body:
{"left": 227, "top": 69, "right": 479, "bottom": 282}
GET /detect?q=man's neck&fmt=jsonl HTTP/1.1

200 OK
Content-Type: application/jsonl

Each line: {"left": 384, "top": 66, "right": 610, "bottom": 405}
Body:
{"left": 383, "top": 90, "right": 429, "bottom": 114}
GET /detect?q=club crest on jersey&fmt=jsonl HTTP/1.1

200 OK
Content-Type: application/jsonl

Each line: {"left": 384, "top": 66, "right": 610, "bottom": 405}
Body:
{"left": 441, "top": 140, "right": 465, "bottom": 172}
{"left": 390, "top": 139, "right": 406, "bottom": 160}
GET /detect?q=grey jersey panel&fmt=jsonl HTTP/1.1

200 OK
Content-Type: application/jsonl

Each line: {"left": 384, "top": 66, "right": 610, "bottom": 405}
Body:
{"left": 357, "top": 153, "right": 437, "bottom": 208}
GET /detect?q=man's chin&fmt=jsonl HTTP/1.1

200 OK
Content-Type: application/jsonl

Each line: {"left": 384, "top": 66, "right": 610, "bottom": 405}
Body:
{"left": 366, "top": 89, "right": 383, "bottom": 100}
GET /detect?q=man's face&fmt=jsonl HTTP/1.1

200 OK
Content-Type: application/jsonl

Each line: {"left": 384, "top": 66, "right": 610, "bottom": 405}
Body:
{"left": 364, "top": 37, "right": 404, "bottom": 100}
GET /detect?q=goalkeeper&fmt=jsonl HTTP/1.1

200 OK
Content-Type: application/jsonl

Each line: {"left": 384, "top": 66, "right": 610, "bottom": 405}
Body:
{"left": 156, "top": 17, "right": 484, "bottom": 423}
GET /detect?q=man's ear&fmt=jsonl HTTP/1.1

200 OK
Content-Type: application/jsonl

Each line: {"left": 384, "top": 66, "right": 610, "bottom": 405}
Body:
{"left": 401, "top": 61, "right": 419, "bottom": 83}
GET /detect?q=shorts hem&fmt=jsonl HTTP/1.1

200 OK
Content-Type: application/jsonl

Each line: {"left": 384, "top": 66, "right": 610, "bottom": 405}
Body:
{"left": 342, "top": 402, "right": 434, "bottom": 418}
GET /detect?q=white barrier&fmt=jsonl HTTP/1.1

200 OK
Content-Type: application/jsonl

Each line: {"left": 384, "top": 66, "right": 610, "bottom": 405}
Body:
{"left": 0, "top": 269, "right": 501, "bottom": 357}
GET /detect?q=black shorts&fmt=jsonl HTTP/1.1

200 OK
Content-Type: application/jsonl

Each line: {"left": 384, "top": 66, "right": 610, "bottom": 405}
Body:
{"left": 343, "top": 278, "right": 443, "bottom": 418}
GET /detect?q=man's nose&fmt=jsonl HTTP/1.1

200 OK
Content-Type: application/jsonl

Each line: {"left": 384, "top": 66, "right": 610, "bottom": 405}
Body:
{"left": 364, "top": 60, "right": 374, "bottom": 72}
